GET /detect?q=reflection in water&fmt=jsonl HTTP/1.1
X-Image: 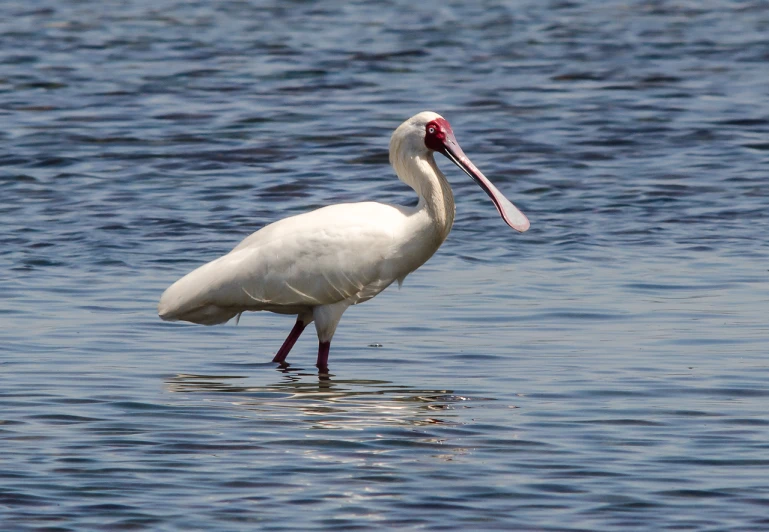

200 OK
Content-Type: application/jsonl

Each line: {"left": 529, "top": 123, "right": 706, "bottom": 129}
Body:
{"left": 165, "top": 366, "right": 481, "bottom": 429}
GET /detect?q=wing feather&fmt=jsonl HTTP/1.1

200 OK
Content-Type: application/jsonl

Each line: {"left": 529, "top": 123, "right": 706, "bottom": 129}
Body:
{"left": 158, "top": 202, "right": 412, "bottom": 323}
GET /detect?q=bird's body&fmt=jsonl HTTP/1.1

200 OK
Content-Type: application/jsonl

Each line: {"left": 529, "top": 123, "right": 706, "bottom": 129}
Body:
{"left": 159, "top": 111, "right": 529, "bottom": 371}
{"left": 158, "top": 200, "right": 442, "bottom": 324}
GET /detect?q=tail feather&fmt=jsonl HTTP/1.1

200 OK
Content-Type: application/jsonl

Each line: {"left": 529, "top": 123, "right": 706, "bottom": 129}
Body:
{"left": 158, "top": 259, "right": 242, "bottom": 325}
{"left": 158, "top": 300, "right": 238, "bottom": 325}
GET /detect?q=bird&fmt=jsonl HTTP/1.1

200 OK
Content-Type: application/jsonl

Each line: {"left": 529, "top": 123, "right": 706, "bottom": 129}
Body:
{"left": 158, "top": 111, "right": 530, "bottom": 371}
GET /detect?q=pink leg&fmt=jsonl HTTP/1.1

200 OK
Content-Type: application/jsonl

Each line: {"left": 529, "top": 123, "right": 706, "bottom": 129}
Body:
{"left": 272, "top": 317, "right": 308, "bottom": 363}
{"left": 316, "top": 341, "right": 330, "bottom": 371}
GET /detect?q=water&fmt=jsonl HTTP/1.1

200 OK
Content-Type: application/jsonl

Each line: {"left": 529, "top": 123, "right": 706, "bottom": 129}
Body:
{"left": 3, "top": 0, "right": 769, "bottom": 529}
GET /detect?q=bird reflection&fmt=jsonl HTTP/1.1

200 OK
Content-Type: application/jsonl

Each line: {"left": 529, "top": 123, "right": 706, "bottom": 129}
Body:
{"left": 165, "top": 365, "right": 472, "bottom": 428}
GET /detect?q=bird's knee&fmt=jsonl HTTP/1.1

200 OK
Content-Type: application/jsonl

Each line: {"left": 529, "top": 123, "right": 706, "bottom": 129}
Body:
{"left": 313, "top": 301, "right": 350, "bottom": 343}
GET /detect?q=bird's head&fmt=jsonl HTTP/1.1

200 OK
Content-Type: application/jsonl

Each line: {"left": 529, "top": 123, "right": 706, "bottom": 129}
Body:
{"left": 390, "top": 111, "right": 530, "bottom": 233}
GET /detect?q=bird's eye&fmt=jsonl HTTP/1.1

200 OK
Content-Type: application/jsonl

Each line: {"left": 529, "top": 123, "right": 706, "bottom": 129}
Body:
{"left": 428, "top": 127, "right": 436, "bottom": 134}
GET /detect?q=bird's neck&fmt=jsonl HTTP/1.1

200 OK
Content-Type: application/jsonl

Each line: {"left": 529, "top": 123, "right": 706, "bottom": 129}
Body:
{"left": 393, "top": 153, "right": 456, "bottom": 243}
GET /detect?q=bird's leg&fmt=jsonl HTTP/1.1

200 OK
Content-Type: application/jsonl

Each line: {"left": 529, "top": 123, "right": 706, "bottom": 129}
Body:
{"left": 312, "top": 301, "right": 350, "bottom": 372}
{"left": 272, "top": 319, "right": 305, "bottom": 363}
{"left": 316, "top": 341, "right": 331, "bottom": 372}
{"left": 272, "top": 311, "right": 313, "bottom": 363}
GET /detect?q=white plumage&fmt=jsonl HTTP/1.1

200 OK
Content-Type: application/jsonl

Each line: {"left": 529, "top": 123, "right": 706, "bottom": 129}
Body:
{"left": 158, "top": 111, "right": 529, "bottom": 370}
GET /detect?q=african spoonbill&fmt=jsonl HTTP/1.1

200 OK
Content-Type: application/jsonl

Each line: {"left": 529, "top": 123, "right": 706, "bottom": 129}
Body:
{"left": 158, "top": 111, "right": 529, "bottom": 371}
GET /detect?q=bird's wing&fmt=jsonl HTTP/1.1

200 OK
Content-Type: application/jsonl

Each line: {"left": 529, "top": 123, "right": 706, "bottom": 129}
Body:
{"left": 159, "top": 202, "right": 412, "bottom": 319}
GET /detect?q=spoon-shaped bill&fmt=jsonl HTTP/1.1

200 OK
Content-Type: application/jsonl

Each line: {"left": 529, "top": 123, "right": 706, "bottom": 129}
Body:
{"left": 441, "top": 137, "right": 530, "bottom": 232}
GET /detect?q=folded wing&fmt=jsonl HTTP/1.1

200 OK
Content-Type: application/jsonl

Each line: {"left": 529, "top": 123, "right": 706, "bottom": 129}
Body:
{"left": 158, "top": 202, "right": 410, "bottom": 325}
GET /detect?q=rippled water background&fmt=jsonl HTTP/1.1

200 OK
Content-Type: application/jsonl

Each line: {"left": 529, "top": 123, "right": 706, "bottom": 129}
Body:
{"left": 3, "top": 0, "right": 769, "bottom": 529}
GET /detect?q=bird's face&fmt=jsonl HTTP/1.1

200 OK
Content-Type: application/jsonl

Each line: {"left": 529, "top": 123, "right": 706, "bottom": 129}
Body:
{"left": 423, "top": 117, "right": 454, "bottom": 154}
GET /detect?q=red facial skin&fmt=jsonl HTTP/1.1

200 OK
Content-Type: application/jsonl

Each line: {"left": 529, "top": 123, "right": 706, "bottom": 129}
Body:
{"left": 424, "top": 118, "right": 453, "bottom": 153}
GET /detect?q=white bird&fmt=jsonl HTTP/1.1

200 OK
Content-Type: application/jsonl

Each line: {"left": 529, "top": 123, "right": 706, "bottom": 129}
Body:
{"left": 158, "top": 111, "right": 530, "bottom": 371}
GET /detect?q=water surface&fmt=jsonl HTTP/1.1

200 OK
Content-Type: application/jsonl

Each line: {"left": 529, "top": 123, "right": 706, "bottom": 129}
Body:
{"left": 2, "top": 1, "right": 769, "bottom": 530}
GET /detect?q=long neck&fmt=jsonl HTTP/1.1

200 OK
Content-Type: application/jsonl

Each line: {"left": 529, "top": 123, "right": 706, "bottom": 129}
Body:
{"left": 392, "top": 152, "right": 456, "bottom": 243}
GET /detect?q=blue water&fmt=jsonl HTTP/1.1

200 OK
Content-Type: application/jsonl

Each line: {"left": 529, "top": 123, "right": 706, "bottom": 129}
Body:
{"left": 3, "top": 1, "right": 769, "bottom": 529}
